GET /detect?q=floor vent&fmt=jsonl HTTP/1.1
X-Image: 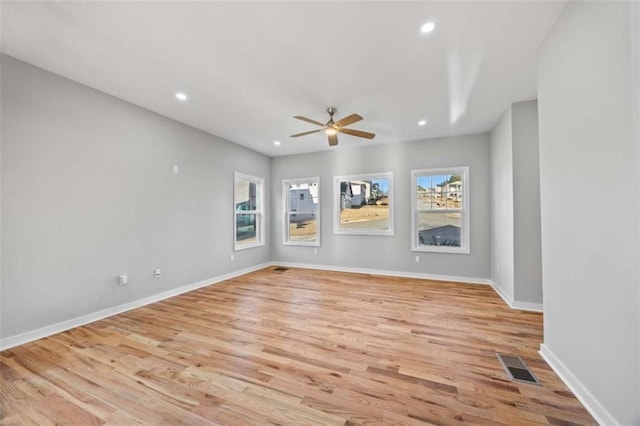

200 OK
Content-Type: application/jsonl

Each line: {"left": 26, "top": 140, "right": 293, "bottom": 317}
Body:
{"left": 272, "top": 267, "right": 289, "bottom": 272}
{"left": 496, "top": 353, "right": 540, "bottom": 385}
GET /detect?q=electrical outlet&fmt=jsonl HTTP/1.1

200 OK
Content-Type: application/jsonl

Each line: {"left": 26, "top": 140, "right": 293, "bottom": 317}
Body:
{"left": 415, "top": 255, "right": 421, "bottom": 263}
{"left": 154, "top": 268, "right": 161, "bottom": 278}
{"left": 173, "top": 165, "right": 179, "bottom": 174}
{"left": 230, "top": 254, "right": 235, "bottom": 262}
{"left": 118, "top": 274, "right": 128, "bottom": 286}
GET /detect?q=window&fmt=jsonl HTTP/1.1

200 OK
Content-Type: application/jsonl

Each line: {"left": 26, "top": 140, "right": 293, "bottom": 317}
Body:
{"left": 334, "top": 172, "right": 393, "bottom": 236}
{"left": 283, "top": 177, "right": 320, "bottom": 246}
{"left": 234, "top": 172, "right": 264, "bottom": 250}
{"left": 411, "top": 167, "right": 469, "bottom": 253}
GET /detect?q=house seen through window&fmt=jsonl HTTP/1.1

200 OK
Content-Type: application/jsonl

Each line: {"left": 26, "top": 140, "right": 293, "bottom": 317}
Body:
{"left": 283, "top": 177, "right": 320, "bottom": 246}
{"left": 411, "top": 167, "right": 469, "bottom": 253}
{"left": 334, "top": 173, "right": 393, "bottom": 236}
{"left": 234, "top": 172, "right": 264, "bottom": 250}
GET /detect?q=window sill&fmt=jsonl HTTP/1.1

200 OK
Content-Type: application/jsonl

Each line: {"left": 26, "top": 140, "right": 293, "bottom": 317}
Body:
{"left": 234, "top": 242, "right": 265, "bottom": 251}
{"left": 412, "top": 245, "right": 470, "bottom": 254}
{"left": 283, "top": 241, "right": 320, "bottom": 247}
{"left": 334, "top": 229, "right": 394, "bottom": 237}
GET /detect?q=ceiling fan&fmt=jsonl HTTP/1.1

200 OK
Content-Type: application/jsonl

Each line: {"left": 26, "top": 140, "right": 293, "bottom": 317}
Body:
{"left": 290, "top": 107, "right": 376, "bottom": 146}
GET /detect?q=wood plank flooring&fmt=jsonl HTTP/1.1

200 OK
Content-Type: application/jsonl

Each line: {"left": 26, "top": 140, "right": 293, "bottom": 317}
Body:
{"left": 1, "top": 267, "right": 595, "bottom": 425}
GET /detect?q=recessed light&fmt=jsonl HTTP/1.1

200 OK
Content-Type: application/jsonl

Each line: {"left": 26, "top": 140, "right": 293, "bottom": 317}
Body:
{"left": 274, "top": 140, "right": 281, "bottom": 146}
{"left": 418, "top": 120, "right": 427, "bottom": 126}
{"left": 175, "top": 92, "right": 188, "bottom": 101}
{"left": 420, "top": 22, "right": 435, "bottom": 34}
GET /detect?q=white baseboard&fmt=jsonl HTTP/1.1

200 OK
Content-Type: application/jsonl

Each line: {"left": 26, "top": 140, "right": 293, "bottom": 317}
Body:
{"left": 0, "top": 263, "right": 271, "bottom": 351}
{"left": 0, "top": 262, "right": 540, "bottom": 351}
{"left": 539, "top": 344, "right": 618, "bottom": 426}
{"left": 278, "top": 263, "right": 545, "bottom": 313}
{"left": 1, "top": 261, "right": 613, "bottom": 424}
{"left": 489, "top": 279, "right": 514, "bottom": 306}
{"left": 512, "top": 300, "right": 544, "bottom": 312}
{"left": 489, "top": 280, "right": 543, "bottom": 312}
{"left": 273, "top": 261, "right": 492, "bottom": 285}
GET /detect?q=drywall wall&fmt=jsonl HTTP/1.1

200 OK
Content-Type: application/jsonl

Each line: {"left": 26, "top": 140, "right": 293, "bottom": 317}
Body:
{"left": 634, "top": 4, "right": 640, "bottom": 422}
{"left": 489, "top": 109, "right": 515, "bottom": 300}
{"left": 512, "top": 101, "right": 542, "bottom": 305}
{"left": 490, "top": 100, "right": 543, "bottom": 307}
{"left": 271, "top": 134, "right": 491, "bottom": 280}
{"left": 537, "top": 2, "right": 639, "bottom": 424}
{"left": 0, "top": 55, "right": 271, "bottom": 339}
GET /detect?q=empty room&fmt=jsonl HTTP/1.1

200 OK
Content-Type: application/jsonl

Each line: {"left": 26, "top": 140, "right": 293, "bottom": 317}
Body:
{"left": 1, "top": 1, "right": 638, "bottom": 425}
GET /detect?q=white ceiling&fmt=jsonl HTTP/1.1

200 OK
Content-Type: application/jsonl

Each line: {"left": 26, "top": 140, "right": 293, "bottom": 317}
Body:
{"left": 1, "top": 1, "right": 566, "bottom": 157}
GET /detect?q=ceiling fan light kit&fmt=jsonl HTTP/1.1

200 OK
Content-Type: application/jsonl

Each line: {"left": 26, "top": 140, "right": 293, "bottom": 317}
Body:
{"left": 291, "top": 107, "right": 376, "bottom": 147}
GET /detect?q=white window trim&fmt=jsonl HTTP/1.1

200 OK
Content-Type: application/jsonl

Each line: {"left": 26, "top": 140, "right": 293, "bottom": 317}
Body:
{"left": 411, "top": 167, "right": 470, "bottom": 254}
{"left": 333, "top": 172, "right": 394, "bottom": 236}
{"left": 282, "top": 177, "right": 321, "bottom": 247}
{"left": 234, "top": 172, "right": 265, "bottom": 251}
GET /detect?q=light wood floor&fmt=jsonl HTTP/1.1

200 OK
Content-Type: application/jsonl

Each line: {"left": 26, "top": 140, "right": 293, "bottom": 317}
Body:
{"left": 1, "top": 267, "right": 595, "bottom": 425}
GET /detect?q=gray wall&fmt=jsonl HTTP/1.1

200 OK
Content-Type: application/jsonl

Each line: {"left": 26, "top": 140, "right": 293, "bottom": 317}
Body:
{"left": 490, "top": 101, "right": 542, "bottom": 306}
{"left": 1, "top": 55, "right": 271, "bottom": 339}
{"left": 538, "top": 2, "right": 639, "bottom": 424}
{"left": 490, "top": 108, "right": 515, "bottom": 299}
{"left": 271, "top": 134, "right": 491, "bottom": 280}
{"left": 512, "top": 101, "right": 542, "bottom": 305}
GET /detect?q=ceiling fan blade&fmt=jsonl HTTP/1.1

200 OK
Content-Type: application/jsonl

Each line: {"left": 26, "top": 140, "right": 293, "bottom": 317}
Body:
{"left": 290, "top": 129, "right": 323, "bottom": 138}
{"left": 294, "top": 116, "right": 325, "bottom": 127}
{"left": 328, "top": 133, "right": 338, "bottom": 146}
{"left": 338, "top": 127, "right": 376, "bottom": 139}
{"left": 334, "top": 113, "right": 363, "bottom": 128}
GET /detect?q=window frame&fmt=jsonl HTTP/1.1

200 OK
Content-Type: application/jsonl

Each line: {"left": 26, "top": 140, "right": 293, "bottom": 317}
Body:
{"left": 411, "top": 167, "right": 470, "bottom": 254}
{"left": 234, "top": 172, "right": 265, "bottom": 251}
{"left": 282, "top": 177, "right": 321, "bottom": 247}
{"left": 333, "top": 172, "right": 394, "bottom": 236}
